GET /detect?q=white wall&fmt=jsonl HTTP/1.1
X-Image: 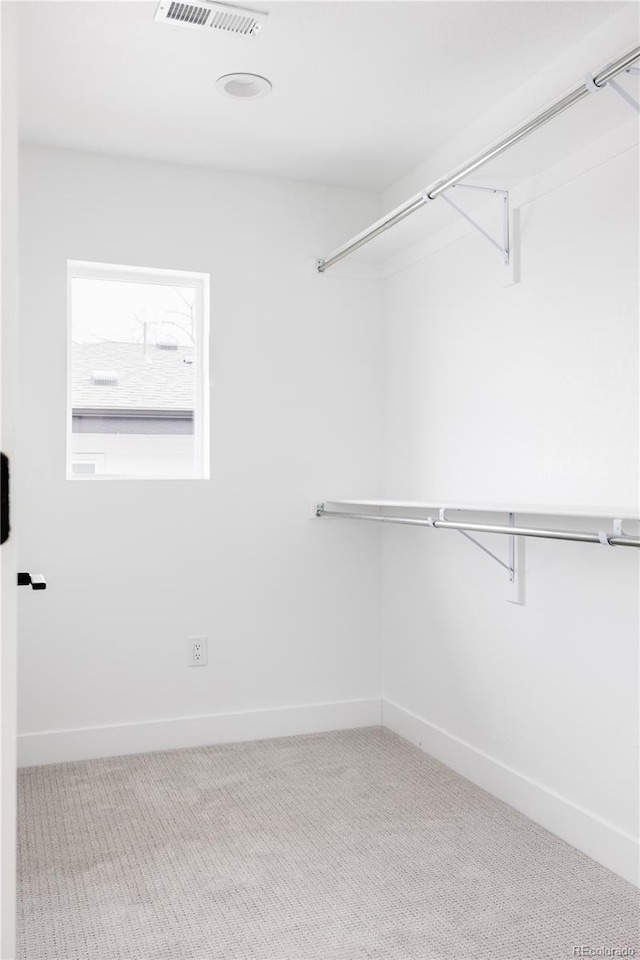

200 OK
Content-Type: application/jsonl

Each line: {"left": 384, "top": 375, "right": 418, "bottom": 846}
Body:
{"left": 380, "top": 130, "right": 639, "bottom": 883}
{"left": 16, "top": 145, "right": 383, "bottom": 761}
{"left": 16, "top": 107, "right": 639, "bottom": 890}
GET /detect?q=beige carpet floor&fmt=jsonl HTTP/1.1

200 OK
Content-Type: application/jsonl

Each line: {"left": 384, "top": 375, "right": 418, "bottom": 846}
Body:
{"left": 17, "top": 727, "right": 639, "bottom": 960}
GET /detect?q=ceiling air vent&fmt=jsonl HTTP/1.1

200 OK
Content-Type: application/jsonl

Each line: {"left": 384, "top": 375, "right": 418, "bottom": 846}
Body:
{"left": 154, "top": 1, "right": 268, "bottom": 36}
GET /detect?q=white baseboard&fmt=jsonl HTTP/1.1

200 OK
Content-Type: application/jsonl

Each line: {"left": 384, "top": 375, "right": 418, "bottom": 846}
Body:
{"left": 383, "top": 698, "right": 639, "bottom": 887}
{"left": 19, "top": 696, "right": 637, "bottom": 885}
{"left": 18, "top": 698, "right": 383, "bottom": 768}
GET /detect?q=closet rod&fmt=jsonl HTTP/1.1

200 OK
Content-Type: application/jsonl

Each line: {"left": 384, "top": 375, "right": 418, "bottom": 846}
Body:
{"left": 316, "top": 45, "right": 640, "bottom": 273}
{"left": 316, "top": 508, "right": 640, "bottom": 548}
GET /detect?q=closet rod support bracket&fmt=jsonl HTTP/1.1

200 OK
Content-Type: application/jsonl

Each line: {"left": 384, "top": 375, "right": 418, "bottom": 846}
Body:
{"left": 586, "top": 68, "right": 640, "bottom": 114}
{"left": 607, "top": 78, "right": 640, "bottom": 114}
{"left": 440, "top": 508, "right": 522, "bottom": 602}
{"left": 441, "top": 184, "right": 510, "bottom": 266}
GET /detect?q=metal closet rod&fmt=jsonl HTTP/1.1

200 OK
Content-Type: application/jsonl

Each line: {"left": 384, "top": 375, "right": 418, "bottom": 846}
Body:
{"left": 316, "top": 45, "right": 640, "bottom": 273}
{"left": 316, "top": 508, "right": 640, "bottom": 548}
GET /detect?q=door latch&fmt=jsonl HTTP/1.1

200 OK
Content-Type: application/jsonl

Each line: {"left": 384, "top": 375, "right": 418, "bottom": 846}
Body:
{"left": 17, "top": 573, "right": 46, "bottom": 591}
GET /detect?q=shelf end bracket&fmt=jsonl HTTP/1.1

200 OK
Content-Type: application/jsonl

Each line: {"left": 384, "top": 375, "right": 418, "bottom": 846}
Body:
{"left": 442, "top": 508, "right": 524, "bottom": 603}
{"left": 440, "top": 185, "right": 510, "bottom": 266}
{"left": 608, "top": 78, "right": 640, "bottom": 114}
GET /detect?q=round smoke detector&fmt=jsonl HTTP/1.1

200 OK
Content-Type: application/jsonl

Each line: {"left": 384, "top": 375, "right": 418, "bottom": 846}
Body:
{"left": 216, "top": 73, "right": 272, "bottom": 100}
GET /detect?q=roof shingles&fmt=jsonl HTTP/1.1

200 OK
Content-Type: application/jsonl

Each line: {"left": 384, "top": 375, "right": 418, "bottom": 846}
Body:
{"left": 72, "top": 342, "right": 195, "bottom": 411}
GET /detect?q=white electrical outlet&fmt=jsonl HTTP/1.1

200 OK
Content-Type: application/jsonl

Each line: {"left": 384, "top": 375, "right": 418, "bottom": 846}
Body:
{"left": 188, "top": 637, "right": 208, "bottom": 667}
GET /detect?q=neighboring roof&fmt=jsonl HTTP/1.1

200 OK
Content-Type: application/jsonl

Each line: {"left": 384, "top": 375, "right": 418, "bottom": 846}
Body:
{"left": 72, "top": 341, "right": 195, "bottom": 412}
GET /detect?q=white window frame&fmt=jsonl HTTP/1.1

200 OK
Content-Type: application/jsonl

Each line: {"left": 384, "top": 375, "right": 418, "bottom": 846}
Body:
{"left": 67, "top": 260, "right": 210, "bottom": 480}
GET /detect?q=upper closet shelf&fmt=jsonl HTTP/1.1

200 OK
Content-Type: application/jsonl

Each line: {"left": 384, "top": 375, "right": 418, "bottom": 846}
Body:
{"left": 315, "top": 45, "right": 640, "bottom": 274}
{"left": 314, "top": 500, "right": 640, "bottom": 605}
{"left": 318, "top": 499, "right": 640, "bottom": 521}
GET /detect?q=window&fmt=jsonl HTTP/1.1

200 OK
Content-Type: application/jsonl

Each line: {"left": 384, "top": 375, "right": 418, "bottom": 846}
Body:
{"left": 67, "top": 261, "right": 209, "bottom": 479}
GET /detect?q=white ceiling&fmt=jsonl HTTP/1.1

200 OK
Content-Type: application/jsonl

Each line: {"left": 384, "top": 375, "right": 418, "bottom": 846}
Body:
{"left": 17, "top": 0, "right": 628, "bottom": 192}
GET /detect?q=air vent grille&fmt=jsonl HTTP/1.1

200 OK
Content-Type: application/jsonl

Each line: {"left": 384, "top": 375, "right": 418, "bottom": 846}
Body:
{"left": 154, "top": 1, "right": 267, "bottom": 36}
{"left": 167, "top": 2, "right": 211, "bottom": 26}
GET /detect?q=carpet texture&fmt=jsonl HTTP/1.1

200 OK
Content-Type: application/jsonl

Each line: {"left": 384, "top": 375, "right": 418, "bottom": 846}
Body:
{"left": 17, "top": 727, "right": 639, "bottom": 960}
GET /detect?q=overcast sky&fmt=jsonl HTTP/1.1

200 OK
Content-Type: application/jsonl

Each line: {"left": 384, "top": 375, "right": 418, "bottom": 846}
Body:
{"left": 71, "top": 277, "right": 196, "bottom": 347}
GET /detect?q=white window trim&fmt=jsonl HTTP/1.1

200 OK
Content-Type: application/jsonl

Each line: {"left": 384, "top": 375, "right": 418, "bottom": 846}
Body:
{"left": 67, "top": 260, "right": 210, "bottom": 481}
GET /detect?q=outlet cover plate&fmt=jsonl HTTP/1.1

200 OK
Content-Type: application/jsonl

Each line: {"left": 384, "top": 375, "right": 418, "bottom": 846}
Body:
{"left": 188, "top": 637, "right": 208, "bottom": 667}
